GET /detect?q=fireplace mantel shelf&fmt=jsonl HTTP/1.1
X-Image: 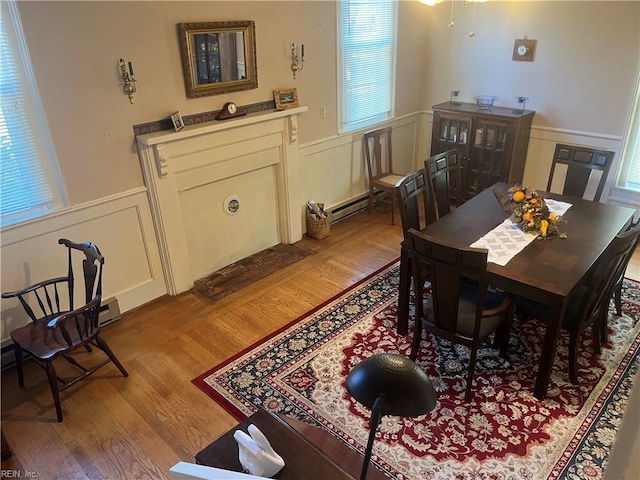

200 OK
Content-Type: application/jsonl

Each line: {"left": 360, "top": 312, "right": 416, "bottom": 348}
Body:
{"left": 137, "top": 106, "right": 308, "bottom": 146}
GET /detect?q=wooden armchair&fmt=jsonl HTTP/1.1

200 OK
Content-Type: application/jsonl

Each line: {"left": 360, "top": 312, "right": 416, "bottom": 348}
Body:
{"left": 2, "top": 239, "right": 128, "bottom": 421}
{"left": 2, "top": 239, "right": 104, "bottom": 323}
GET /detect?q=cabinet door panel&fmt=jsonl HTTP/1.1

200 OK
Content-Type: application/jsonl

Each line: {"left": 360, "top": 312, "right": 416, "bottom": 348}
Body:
{"left": 431, "top": 103, "right": 533, "bottom": 202}
{"left": 465, "top": 120, "right": 512, "bottom": 199}
{"left": 432, "top": 114, "right": 471, "bottom": 155}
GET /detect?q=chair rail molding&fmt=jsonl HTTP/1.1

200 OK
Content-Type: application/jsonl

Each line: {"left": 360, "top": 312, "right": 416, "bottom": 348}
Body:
{"left": 136, "top": 107, "right": 307, "bottom": 295}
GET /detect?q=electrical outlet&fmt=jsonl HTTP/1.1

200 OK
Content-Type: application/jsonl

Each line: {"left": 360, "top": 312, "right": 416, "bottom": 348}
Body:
{"left": 320, "top": 107, "right": 327, "bottom": 119}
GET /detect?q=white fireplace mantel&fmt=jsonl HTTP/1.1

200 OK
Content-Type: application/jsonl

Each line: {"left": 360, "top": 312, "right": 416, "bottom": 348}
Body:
{"left": 136, "top": 106, "right": 307, "bottom": 295}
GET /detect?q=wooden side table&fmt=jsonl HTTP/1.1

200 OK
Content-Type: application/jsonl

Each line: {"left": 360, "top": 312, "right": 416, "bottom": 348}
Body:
{"left": 196, "top": 409, "right": 388, "bottom": 480}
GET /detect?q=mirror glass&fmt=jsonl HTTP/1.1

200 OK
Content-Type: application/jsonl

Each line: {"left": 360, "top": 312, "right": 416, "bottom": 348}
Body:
{"left": 177, "top": 21, "right": 258, "bottom": 98}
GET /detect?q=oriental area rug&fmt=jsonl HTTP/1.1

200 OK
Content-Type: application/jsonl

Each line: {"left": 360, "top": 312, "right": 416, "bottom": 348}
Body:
{"left": 192, "top": 261, "right": 640, "bottom": 480}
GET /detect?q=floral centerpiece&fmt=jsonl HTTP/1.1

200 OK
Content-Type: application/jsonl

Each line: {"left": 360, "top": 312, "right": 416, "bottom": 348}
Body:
{"left": 493, "top": 185, "right": 565, "bottom": 238}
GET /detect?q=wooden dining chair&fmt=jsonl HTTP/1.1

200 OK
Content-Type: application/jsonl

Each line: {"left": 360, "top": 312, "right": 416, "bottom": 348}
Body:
{"left": 424, "top": 149, "right": 463, "bottom": 222}
{"left": 517, "top": 221, "right": 640, "bottom": 385}
{"left": 546, "top": 144, "right": 615, "bottom": 202}
{"left": 395, "top": 168, "right": 432, "bottom": 240}
{"left": 612, "top": 219, "right": 640, "bottom": 317}
{"left": 407, "top": 228, "right": 515, "bottom": 401}
{"left": 395, "top": 169, "right": 433, "bottom": 331}
{"left": 363, "top": 127, "right": 406, "bottom": 225}
{"left": 2, "top": 239, "right": 128, "bottom": 421}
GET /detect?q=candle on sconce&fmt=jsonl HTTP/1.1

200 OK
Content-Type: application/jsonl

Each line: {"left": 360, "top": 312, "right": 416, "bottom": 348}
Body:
{"left": 128, "top": 61, "right": 134, "bottom": 76}
{"left": 301, "top": 44, "right": 304, "bottom": 59}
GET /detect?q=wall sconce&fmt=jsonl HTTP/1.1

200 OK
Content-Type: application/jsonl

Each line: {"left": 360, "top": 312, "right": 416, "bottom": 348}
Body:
{"left": 290, "top": 43, "right": 305, "bottom": 80}
{"left": 118, "top": 58, "right": 137, "bottom": 104}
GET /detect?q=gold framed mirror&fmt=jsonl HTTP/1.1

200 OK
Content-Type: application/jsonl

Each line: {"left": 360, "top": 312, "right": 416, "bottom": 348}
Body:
{"left": 177, "top": 21, "right": 258, "bottom": 98}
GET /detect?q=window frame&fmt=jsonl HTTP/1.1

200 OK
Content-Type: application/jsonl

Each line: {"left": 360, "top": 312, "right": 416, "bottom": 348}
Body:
{"left": 337, "top": 0, "right": 398, "bottom": 134}
{"left": 616, "top": 72, "right": 640, "bottom": 192}
{"left": 1, "top": 0, "right": 66, "bottom": 229}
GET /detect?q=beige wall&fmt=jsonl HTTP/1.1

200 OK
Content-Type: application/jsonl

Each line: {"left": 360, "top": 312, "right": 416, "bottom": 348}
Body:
{"left": 15, "top": 1, "right": 639, "bottom": 205}
{"left": 16, "top": 0, "right": 430, "bottom": 205}
{"left": 422, "top": 1, "right": 639, "bottom": 133}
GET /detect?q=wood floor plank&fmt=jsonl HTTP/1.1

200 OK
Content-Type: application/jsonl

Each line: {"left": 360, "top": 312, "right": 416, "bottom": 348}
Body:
{"left": 3, "top": 207, "right": 633, "bottom": 479}
{"left": 0, "top": 209, "right": 405, "bottom": 479}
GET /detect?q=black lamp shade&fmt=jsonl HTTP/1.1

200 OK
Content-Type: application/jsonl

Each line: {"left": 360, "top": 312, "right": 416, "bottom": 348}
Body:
{"left": 346, "top": 353, "right": 436, "bottom": 417}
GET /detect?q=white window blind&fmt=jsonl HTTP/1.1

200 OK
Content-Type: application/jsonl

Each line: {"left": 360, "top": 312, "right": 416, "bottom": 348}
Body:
{"left": 625, "top": 134, "right": 640, "bottom": 189}
{"left": 1, "top": 1, "right": 65, "bottom": 227}
{"left": 338, "top": 0, "right": 397, "bottom": 133}
{"left": 620, "top": 103, "right": 640, "bottom": 189}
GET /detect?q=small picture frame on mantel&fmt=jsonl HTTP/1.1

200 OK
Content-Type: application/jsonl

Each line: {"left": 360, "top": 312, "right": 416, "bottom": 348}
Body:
{"left": 171, "top": 111, "right": 185, "bottom": 132}
{"left": 274, "top": 88, "right": 299, "bottom": 110}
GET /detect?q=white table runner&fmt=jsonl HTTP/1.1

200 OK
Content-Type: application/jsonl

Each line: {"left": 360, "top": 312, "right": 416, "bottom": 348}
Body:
{"left": 470, "top": 199, "right": 572, "bottom": 266}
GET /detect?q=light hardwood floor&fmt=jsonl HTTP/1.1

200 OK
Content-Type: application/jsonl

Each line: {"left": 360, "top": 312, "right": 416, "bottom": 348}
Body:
{"left": 1, "top": 207, "right": 404, "bottom": 479}
{"left": 1, "top": 207, "right": 638, "bottom": 479}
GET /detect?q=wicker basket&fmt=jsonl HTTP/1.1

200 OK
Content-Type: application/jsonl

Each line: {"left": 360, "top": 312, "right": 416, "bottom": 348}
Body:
{"left": 307, "top": 216, "right": 330, "bottom": 239}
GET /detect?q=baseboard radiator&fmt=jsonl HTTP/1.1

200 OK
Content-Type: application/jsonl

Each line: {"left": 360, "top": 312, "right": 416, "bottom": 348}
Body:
{"left": 328, "top": 192, "right": 388, "bottom": 223}
{"left": 1, "top": 297, "right": 121, "bottom": 371}
{"left": 99, "top": 296, "right": 121, "bottom": 327}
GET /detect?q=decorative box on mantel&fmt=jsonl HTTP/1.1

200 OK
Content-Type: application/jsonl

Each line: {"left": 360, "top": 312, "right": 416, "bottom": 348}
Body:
{"left": 431, "top": 101, "right": 535, "bottom": 201}
{"left": 136, "top": 106, "right": 308, "bottom": 295}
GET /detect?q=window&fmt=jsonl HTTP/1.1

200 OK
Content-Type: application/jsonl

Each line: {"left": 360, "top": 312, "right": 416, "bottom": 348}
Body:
{"left": 338, "top": 0, "right": 397, "bottom": 133}
{"left": 617, "top": 75, "right": 640, "bottom": 192}
{"left": 1, "top": 1, "right": 65, "bottom": 228}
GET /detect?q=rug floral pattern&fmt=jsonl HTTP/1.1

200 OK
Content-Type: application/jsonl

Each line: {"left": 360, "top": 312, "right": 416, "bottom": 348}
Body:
{"left": 194, "top": 263, "right": 640, "bottom": 480}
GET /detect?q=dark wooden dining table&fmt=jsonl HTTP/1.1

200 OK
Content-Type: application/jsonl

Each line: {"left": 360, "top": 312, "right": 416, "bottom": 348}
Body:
{"left": 396, "top": 182, "right": 635, "bottom": 400}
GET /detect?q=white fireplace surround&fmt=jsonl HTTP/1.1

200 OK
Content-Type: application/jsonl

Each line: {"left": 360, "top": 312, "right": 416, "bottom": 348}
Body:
{"left": 136, "top": 107, "right": 308, "bottom": 295}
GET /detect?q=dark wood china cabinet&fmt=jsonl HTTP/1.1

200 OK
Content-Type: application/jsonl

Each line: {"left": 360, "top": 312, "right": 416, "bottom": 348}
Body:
{"left": 431, "top": 101, "right": 535, "bottom": 201}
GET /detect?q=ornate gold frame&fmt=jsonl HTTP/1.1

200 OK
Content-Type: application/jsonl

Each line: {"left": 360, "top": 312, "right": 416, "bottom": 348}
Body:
{"left": 177, "top": 21, "right": 258, "bottom": 98}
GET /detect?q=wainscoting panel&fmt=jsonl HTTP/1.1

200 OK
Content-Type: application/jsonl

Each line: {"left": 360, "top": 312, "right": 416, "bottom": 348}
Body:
{"left": 299, "top": 113, "right": 430, "bottom": 218}
{"left": 0, "top": 188, "right": 166, "bottom": 346}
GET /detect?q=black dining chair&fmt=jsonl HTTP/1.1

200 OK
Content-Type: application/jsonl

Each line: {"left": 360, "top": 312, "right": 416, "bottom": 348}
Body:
{"left": 424, "top": 149, "right": 463, "bottom": 222}
{"left": 395, "top": 169, "right": 433, "bottom": 334}
{"left": 407, "top": 228, "right": 515, "bottom": 401}
{"left": 611, "top": 219, "right": 640, "bottom": 318}
{"left": 395, "top": 168, "right": 431, "bottom": 240}
{"left": 517, "top": 221, "right": 640, "bottom": 384}
{"left": 546, "top": 144, "right": 615, "bottom": 202}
